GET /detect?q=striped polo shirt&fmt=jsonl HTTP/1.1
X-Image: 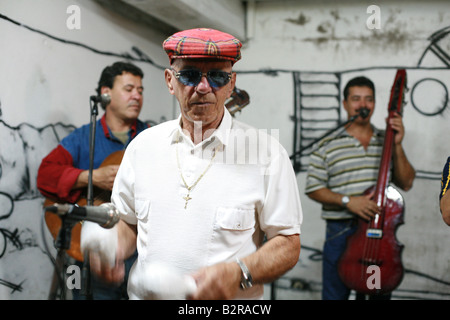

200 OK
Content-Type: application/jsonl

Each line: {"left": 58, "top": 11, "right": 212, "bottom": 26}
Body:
{"left": 305, "top": 126, "right": 387, "bottom": 219}
{"left": 440, "top": 157, "right": 450, "bottom": 200}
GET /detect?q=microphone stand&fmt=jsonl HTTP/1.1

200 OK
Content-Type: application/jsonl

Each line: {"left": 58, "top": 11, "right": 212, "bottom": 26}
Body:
{"left": 80, "top": 97, "right": 99, "bottom": 300}
{"left": 87, "top": 97, "right": 98, "bottom": 206}
{"left": 47, "top": 97, "right": 100, "bottom": 299}
{"left": 290, "top": 113, "right": 362, "bottom": 172}
{"left": 47, "top": 213, "right": 77, "bottom": 300}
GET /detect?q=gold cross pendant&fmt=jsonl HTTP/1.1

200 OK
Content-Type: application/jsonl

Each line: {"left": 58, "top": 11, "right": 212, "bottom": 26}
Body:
{"left": 183, "top": 193, "right": 192, "bottom": 209}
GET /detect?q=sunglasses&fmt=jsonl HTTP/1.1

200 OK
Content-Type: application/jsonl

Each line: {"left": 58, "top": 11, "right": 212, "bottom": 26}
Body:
{"left": 171, "top": 68, "right": 232, "bottom": 88}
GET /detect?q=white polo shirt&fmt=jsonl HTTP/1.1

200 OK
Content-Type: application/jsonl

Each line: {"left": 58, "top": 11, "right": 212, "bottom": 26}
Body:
{"left": 111, "top": 108, "right": 303, "bottom": 299}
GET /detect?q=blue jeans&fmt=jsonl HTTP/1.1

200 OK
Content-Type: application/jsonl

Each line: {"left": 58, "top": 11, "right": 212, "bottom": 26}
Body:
{"left": 322, "top": 219, "right": 357, "bottom": 300}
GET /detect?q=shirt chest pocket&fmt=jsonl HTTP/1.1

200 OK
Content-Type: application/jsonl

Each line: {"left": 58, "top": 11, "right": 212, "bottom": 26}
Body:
{"left": 215, "top": 206, "right": 256, "bottom": 231}
{"left": 135, "top": 198, "right": 151, "bottom": 222}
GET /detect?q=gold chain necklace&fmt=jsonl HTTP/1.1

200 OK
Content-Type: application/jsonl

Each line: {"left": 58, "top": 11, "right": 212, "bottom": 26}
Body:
{"left": 176, "top": 135, "right": 217, "bottom": 209}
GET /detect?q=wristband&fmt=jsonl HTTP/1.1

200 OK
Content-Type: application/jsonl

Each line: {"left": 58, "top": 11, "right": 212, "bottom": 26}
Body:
{"left": 236, "top": 258, "right": 253, "bottom": 290}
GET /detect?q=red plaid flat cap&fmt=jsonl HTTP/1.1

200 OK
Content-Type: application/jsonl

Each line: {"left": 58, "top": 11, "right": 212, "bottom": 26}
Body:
{"left": 163, "top": 28, "right": 242, "bottom": 64}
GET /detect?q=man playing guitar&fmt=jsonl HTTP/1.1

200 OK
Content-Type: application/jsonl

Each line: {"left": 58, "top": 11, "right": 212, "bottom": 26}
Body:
{"left": 37, "top": 61, "right": 149, "bottom": 299}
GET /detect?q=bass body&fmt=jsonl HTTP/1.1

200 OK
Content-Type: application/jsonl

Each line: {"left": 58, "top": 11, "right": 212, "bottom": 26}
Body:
{"left": 338, "top": 185, "right": 404, "bottom": 295}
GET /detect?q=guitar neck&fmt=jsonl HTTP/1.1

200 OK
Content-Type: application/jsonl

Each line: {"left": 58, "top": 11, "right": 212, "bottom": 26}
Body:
{"left": 374, "top": 118, "right": 396, "bottom": 208}
{"left": 371, "top": 69, "right": 406, "bottom": 230}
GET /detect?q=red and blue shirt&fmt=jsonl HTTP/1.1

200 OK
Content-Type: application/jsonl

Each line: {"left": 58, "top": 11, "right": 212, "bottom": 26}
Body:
{"left": 37, "top": 114, "right": 149, "bottom": 203}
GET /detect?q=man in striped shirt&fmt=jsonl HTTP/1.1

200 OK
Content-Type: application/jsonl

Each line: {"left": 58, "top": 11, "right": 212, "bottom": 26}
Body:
{"left": 305, "top": 76, "right": 415, "bottom": 300}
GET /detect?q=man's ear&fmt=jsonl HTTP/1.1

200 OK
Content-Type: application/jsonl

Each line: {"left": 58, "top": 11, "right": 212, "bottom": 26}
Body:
{"left": 100, "top": 86, "right": 111, "bottom": 95}
{"left": 165, "top": 69, "right": 175, "bottom": 95}
{"left": 343, "top": 99, "right": 349, "bottom": 113}
{"left": 227, "top": 72, "right": 237, "bottom": 98}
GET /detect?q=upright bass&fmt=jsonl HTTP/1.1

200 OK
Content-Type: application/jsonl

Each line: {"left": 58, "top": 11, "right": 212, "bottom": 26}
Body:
{"left": 338, "top": 69, "right": 408, "bottom": 295}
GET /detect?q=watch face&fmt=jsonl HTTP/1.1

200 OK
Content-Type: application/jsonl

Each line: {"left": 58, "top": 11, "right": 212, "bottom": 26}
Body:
{"left": 342, "top": 196, "right": 350, "bottom": 205}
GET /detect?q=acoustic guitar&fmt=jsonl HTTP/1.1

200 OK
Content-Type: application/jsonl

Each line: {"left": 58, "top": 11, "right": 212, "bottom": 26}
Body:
{"left": 44, "top": 150, "right": 124, "bottom": 262}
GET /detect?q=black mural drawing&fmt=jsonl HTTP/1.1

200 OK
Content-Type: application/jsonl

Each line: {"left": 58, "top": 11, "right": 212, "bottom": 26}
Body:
{"left": 418, "top": 26, "right": 450, "bottom": 68}
{"left": 411, "top": 78, "right": 448, "bottom": 116}
{"left": 0, "top": 119, "right": 76, "bottom": 295}
{"left": 0, "top": 192, "right": 21, "bottom": 287}
{"left": 0, "top": 13, "right": 449, "bottom": 299}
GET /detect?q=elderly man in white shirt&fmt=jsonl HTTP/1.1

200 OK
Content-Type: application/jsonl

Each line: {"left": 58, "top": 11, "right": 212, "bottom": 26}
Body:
{"left": 81, "top": 28, "right": 303, "bottom": 300}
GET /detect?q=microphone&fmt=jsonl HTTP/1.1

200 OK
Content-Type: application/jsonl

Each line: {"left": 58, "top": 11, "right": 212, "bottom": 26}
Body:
{"left": 359, "top": 108, "right": 370, "bottom": 119}
{"left": 45, "top": 202, "right": 120, "bottom": 229}
{"left": 90, "top": 93, "right": 111, "bottom": 108}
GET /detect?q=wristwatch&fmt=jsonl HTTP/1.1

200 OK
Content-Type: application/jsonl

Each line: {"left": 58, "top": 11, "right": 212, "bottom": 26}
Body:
{"left": 236, "top": 258, "right": 253, "bottom": 290}
{"left": 342, "top": 195, "right": 350, "bottom": 207}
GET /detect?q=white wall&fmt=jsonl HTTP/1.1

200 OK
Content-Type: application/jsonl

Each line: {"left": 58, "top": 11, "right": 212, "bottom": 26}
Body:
{"left": 0, "top": 0, "right": 449, "bottom": 300}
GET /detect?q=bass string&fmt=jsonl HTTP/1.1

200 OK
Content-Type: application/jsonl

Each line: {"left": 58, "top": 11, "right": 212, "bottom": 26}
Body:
{"left": 361, "top": 224, "right": 382, "bottom": 281}
{"left": 361, "top": 232, "right": 370, "bottom": 280}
